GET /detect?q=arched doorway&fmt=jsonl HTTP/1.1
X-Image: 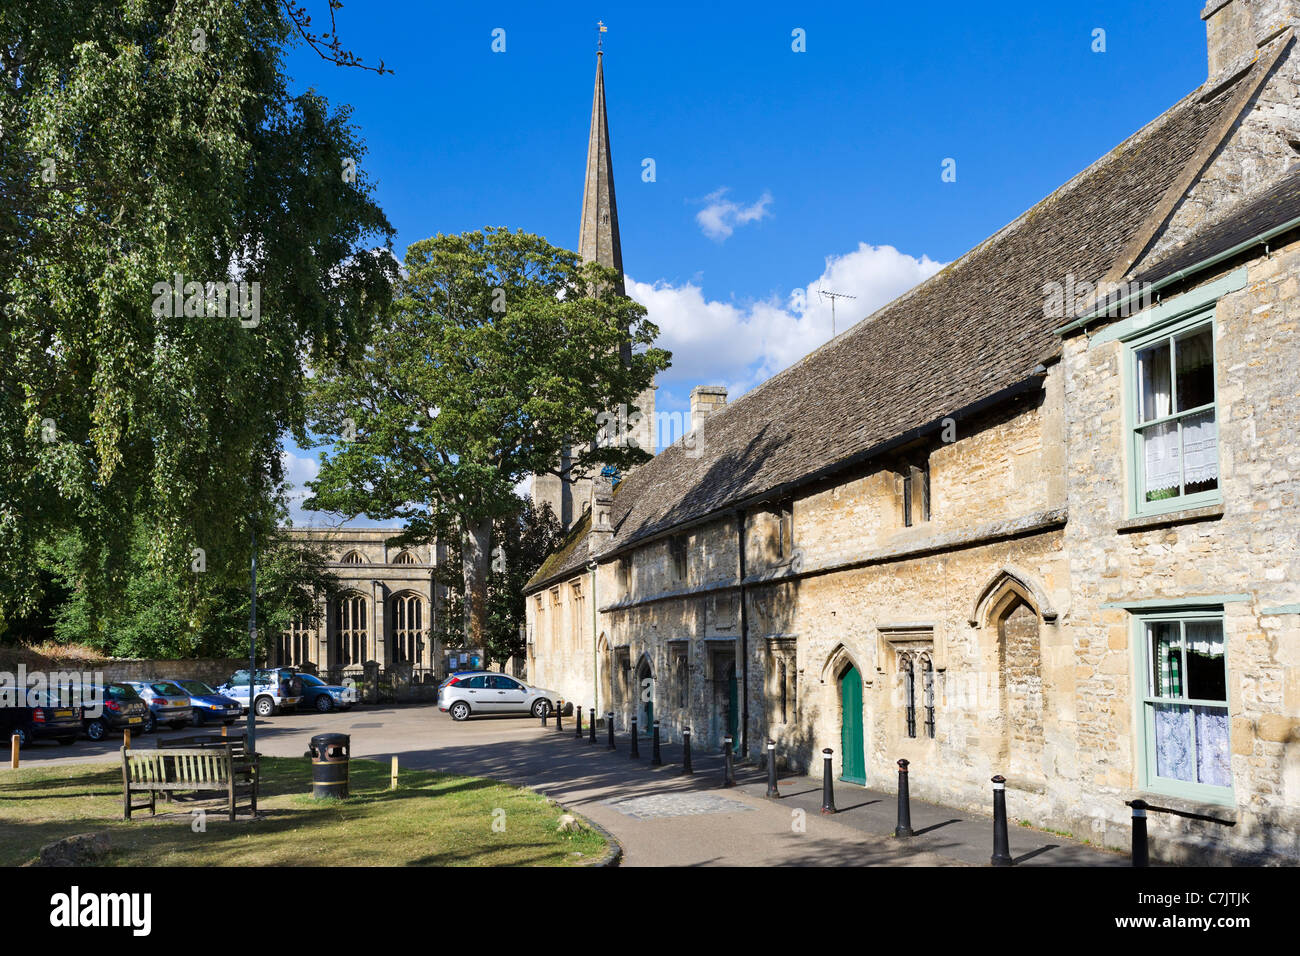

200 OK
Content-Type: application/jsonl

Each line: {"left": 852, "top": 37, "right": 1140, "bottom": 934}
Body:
{"left": 839, "top": 663, "right": 866, "bottom": 784}
{"left": 635, "top": 656, "right": 654, "bottom": 735}
{"left": 996, "top": 596, "right": 1045, "bottom": 783}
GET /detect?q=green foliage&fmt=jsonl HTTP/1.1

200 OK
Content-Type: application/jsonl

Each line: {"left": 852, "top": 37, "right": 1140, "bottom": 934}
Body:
{"left": 38, "top": 518, "right": 341, "bottom": 659}
{"left": 0, "top": 0, "right": 396, "bottom": 621}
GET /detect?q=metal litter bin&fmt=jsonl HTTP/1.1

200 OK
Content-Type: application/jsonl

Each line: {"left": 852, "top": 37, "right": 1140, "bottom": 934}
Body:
{"left": 307, "top": 732, "right": 350, "bottom": 799}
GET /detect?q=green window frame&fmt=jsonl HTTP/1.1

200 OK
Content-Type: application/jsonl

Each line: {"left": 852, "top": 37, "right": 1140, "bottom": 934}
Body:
{"left": 1122, "top": 308, "right": 1221, "bottom": 517}
{"left": 1131, "top": 607, "right": 1233, "bottom": 805}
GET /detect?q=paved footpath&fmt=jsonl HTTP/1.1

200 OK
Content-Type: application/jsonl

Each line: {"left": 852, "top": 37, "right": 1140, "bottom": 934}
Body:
{"left": 12, "top": 702, "right": 1126, "bottom": 867}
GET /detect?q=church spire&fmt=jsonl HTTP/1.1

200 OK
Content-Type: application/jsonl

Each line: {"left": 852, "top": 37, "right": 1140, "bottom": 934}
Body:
{"left": 578, "top": 45, "right": 624, "bottom": 298}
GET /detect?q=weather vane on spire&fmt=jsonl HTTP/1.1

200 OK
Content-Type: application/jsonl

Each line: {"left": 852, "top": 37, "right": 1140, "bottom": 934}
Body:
{"left": 597, "top": 20, "right": 607, "bottom": 53}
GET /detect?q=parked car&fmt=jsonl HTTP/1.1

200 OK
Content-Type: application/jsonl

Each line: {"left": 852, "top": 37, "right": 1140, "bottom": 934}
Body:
{"left": 438, "top": 672, "right": 559, "bottom": 721}
{"left": 296, "top": 673, "right": 357, "bottom": 713}
{"left": 171, "top": 679, "right": 242, "bottom": 727}
{"left": 0, "top": 689, "right": 82, "bottom": 746}
{"left": 79, "top": 682, "right": 150, "bottom": 742}
{"left": 124, "top": 680, "right": 194, "bottom": 733}
{"left": 217, "top": 668, "right": 303, "bottom": 717}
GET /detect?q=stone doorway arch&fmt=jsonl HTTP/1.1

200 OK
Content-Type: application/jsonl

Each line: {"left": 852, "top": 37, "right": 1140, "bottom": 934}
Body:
{"left": 634, "top": 653, "right": 654, "bottom": 735}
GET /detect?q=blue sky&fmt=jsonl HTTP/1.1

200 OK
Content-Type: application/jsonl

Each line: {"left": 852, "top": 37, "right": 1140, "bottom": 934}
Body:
{"left": 280, "top": 1, "right": 1212, "bottom": 523}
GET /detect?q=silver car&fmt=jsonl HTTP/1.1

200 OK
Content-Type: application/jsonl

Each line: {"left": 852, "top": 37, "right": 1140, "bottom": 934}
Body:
{"left": 438, "top": 672, "right": 559, "bottom": 721}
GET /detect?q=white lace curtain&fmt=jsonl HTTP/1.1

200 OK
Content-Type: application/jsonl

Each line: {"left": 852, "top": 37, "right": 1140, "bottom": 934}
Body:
{"left": 1140, "top": 333, "right": 1216, "bottom": 493}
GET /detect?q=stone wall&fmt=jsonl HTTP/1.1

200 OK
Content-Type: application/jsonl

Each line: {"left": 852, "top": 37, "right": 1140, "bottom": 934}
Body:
{"left": 1060, "top": 238, "right": 1300, "bottom": 863}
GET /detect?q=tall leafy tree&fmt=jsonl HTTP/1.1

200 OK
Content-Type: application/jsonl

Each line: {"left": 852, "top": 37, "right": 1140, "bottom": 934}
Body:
{"left": 304, "top": 228, "right": 669, "bottom": 646}
{"left": 0, "top": 1, "right": 396, "bottom": 625}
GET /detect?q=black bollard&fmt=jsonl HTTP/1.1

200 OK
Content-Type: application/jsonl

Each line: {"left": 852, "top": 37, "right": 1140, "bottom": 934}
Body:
{"left": 765, "top": 739, "right": 780, "bottom": 798}
{"left": 540, "top": 700, "right": 549, "bottom": 728}
{"left": 555, "top": 699, "right": 563, "bottom": 732}
{"left": 682, "top": 727, "right": 693, "bottom": 775}
{"left": 629, "top": 716, "right": 640, "bottom": 758}
{"left": 606, "top": 712, "right": 615, "bottom": 750}
{"left": 722, "top": 736, "right": 735, "bottom": 787}
{"left": 651, "top": 720, "right": 662, "bottom": 766}
{"left": 589, "top": 710, "right": 597, "bottom": 744}
{"left": 895, "top": 759, "right": 913, "bottom": 837}
{"left": 575, "top": 705, "right": 583, "bottom": 739}
{"left": 820, "top": 748, "right": 836, "bottom": 814}
{"left": 991, "top": 774, "right": 1012, "bottom": 866}
{"left": 1130, "top": 799, "right": 1149, "bottom": 867}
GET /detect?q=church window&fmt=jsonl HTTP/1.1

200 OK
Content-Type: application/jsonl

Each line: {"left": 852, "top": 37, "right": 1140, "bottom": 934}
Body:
{"left": 340, "top": 550, "right": 365, "bottom": 564}
{"left": 903, "top": 657, "right": 916, "bottom": 738}
{"left": 923, "top": 658, "right": 935, "bottom": 739}
{"left": 901, "top": 460, "right": 930, "bottom": 527}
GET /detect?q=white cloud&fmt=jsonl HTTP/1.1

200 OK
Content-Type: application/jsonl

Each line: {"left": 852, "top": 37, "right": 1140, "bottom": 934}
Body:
{"left": 695, "top": 187, "right": 773, "bottom": 241}
{"left": 627, "top": 242, "right": 945, "bottom": 405}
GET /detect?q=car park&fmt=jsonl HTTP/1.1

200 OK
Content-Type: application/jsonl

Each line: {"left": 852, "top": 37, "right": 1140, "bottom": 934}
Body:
{"left": 0, "top": 689, "right": 82, "bottom": 746}
{"left": 172, "top": 679, "right": 243, "bottom": 727}
{"left": 437, "top": 671, "right": 559, "bottom": 721}
{"left": 124, "top": 680, "right": 195, "bottom": 733}
{"left": 79, "top": 682, "right": 150, "bottom": 742}
{"left": 296, "top": 673, "right": 356, "bottom": 713}
{"left": 217, "top": 668, "right": 304, "bottom": 717}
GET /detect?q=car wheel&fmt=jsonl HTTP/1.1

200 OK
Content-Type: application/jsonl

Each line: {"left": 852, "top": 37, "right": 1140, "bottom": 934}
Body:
{"left": 449, "top": 701, "right": 471, "bottom": 721}
{"left": 531, "top": 698, "right": 551, "bottom": 719}
{"left": 314, "top": 695, "right": 333, "bottom": 713}
{"left": 57, "top": 736, "right": 76, "bottom": 746}
{"left": 254, "top": 696, "right": 275, "bottom": 718}
{"left": 11, "top": 726, "right": 31, "bottom": 747}
{"left": 84, "top": 718, "right": 106, "bottom": 742}
{"left": 141, "top": 712, "right": 156, "bottom": 734}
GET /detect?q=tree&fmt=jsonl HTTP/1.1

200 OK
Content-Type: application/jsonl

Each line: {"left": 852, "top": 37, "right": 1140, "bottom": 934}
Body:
{"left": 0, "top": 1, "right": 396, "bottom": 625}
{"left": 303, "top": 228, "right": 669, "bottom": 646}
{"left": 430, "top": 496, "right": 564, "bottom": 666}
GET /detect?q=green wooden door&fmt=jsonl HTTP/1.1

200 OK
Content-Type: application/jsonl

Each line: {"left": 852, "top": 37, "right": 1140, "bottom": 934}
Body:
{"left": 727, "top": 664, "right": 739, "bottom": 752}
{"left": 839, "top": 665, "right": 865, "bottom": 784}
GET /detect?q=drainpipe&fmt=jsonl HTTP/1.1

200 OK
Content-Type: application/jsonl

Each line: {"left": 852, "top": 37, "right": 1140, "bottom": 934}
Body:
{"left": 736, "top": 509, "right": 750, "bottom": 759}
{"left": 587, "top": 558, "right": 599, "bottom": 716}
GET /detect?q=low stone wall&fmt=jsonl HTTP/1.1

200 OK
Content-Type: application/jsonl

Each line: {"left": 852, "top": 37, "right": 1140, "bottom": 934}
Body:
{"left": 1, "top": 654, "right": 246, "bottom": 688}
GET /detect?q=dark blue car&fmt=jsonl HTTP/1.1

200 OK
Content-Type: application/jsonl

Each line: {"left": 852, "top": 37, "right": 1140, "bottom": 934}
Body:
{"left": 173, "top": 679, "right": 242, "bottom": 727}
{"left": 297, "top": 673, "right": 357, "bottom": 713}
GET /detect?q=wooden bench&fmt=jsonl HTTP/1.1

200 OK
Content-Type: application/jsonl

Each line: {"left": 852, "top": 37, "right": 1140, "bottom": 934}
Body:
{"left": 121, "top": 743, "right": 256, "bottom": 821}
{"left": 154, "top": 732, "right": 259, "bottom": 813}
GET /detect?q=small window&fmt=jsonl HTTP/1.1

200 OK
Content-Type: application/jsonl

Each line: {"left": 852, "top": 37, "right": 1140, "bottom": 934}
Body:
{"left": 923, "top": 659, "right": 935, "bottom": 739}
{"left": 1136, "top": 611, "right": 1232, "bottom": 801}
{"left": 1129, "top": 318, "right": 1218, "bottom": 514}
{"left": 773, "top": 501, "right": 794, "bottom": 560}
{"left": 393, "top": 550, "right": 418, "bottom": 564}
{"left": 670, "top": 535, "right": 688, "bottom": 582}
{"left": 901, "top": 461, "right": 930, "bottom": 527}
{"left": 340, "top": 550, "right": 365, "bottom": 564}
{"left": 903, "top": 658, "right": 917, "bottom": 738}
{"left": 779, "top": 660, "right": 788, "bottom": 723}
{"left": 617, "top": 556, "right": 631, "bottom": 595}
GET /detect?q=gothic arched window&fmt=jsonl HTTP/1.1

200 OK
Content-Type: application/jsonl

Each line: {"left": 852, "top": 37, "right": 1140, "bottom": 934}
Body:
{"left": 335, "top": 593, "right": 369, "bottom": 665}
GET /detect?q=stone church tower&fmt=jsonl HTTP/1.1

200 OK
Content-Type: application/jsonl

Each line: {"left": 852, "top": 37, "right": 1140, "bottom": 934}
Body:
{"left": 531, "top": 48, "right": 656, "bottom": 531}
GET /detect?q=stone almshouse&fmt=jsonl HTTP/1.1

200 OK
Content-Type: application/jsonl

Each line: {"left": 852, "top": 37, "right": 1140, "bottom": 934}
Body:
{"left": 527, "top": 2, "right": 1300, "bottom": 864}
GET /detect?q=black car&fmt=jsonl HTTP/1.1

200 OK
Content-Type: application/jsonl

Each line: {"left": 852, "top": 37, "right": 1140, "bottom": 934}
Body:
{"left": 0, "top": 690, "right": 82, "bottom": 747}
{"left": 79, "top": 682, "right": 150, "bottom": 742}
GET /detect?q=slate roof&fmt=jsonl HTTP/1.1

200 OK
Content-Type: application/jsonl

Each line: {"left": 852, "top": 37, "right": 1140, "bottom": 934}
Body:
{"left": 527, "top": 72, "right": 1256, "bottom": 594}
{"left": 1132, "top": 163, "right": 1300, "bottom": 286}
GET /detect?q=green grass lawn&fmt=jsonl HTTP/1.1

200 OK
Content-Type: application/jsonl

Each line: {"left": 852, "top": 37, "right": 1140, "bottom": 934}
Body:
{"left": 0, "top": 757, "right": 607, "bottom": 867}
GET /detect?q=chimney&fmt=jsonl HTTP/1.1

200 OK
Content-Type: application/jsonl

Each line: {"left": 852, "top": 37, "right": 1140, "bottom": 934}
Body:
{"left": 690, "top": 385, "right": 728, "bottom": 433}
{"left": 588, "top": 474, "right": 615, "bottom": 555}
{"left": 1202, "top": 0, "right": 1298, "bottom": 79}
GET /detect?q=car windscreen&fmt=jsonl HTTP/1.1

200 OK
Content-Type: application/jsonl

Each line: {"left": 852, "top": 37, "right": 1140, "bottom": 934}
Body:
{"left": 177, "top": 680, "right": 213, "bottom": 696}
{"left": 150, "top": 682, "right": 184, "bottom": 696}
{"left": 108, "top": 683, "right": 141, "bottom": 700}
{"left": 300, "top": 674, "right": 324, "bottom": 686}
